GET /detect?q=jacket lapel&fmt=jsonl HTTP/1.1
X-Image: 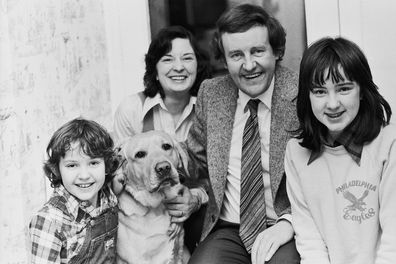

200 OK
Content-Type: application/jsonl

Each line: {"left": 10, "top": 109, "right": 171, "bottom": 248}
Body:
{"left": 209, "top": 75, "right": 238, "bottom": 211}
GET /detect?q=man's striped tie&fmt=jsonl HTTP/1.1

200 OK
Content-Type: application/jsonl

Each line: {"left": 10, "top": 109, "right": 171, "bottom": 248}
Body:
{"left": 240, "top": 99, "right": 267, "bottom": 253}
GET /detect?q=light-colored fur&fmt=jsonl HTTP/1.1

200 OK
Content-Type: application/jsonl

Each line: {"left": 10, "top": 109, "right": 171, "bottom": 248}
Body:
{"left": 114, "top": 131, "right": 190, "bottom": 264}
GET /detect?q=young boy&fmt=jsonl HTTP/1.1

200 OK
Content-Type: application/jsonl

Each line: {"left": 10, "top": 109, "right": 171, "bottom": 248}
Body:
{"left": 29, "top": 118, "right": 120, "bottom": 263}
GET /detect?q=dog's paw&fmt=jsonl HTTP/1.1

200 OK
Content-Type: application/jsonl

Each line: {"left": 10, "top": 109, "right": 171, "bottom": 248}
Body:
{"left": 112, "top": 169, "right": 126, "bottom": 195}
{"left": 167, "top": 222, "right": 182, "bottom": 239}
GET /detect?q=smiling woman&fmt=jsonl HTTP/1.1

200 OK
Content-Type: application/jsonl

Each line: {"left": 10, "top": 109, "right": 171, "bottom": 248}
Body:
{"left": 156, "top": 38, "right": 198, "bottom": 97}
{"left": 113, "top": 25, "right": 212, "bottom": 142}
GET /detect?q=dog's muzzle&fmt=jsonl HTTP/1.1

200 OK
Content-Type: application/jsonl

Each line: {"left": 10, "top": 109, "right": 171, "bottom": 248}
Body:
{"left": 148, "top": 160, "right": 178, "bottom": 193}
{"left": 155, "top": 161, "right": 171, "bottom": 178}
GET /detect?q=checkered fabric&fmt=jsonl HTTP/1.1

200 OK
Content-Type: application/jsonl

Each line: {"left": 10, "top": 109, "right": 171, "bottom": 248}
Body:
{"left": 29, "top": 185, "right": 117, "bottom": 263}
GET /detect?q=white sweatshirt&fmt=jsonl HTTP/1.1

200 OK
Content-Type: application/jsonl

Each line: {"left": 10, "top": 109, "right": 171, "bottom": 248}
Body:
{"left": 285, "top": 123, "right": 396, "bottom": 264}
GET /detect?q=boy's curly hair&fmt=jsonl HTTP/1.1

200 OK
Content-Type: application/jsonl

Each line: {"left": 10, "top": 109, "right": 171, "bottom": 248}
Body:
{"left": 43, "top": 118, "right": 119, "bottom": 188}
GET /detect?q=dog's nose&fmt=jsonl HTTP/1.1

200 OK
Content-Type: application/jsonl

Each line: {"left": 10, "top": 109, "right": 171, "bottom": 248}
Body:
{"left": 155, "top": 161, "right": 171, "bottom": 177}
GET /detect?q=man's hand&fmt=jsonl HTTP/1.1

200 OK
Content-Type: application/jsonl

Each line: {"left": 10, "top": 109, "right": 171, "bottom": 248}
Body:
{"left": 251, "top": 219, "right": 294, "bottom": 264}
{"left": 164, "top": 185, "right": 199, "bottom": 223}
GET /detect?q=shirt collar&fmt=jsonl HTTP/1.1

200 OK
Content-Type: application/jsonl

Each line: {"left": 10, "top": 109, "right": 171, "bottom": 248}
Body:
{"left": 142, "top": 93, "right": 196, "bottom": 118}
{"left": 54, "top": 184, "right": 117, "bottom": 221}
{"left": 180, "top": 96, "right": 196, "bottom": 119}
{"left": 142, "top": 93, "right": 162, "bottom": 117}
{"left": 54, "top": 185, "right": 81, "bottom": 220}
{"left": 238, "top": 76, "right": 274, "bottom": 112}
{"left": 308, "top": 124, "right": 363, "bottom": 166}
{"left": 86, "top": 185, "right": 117, "bottom": 217}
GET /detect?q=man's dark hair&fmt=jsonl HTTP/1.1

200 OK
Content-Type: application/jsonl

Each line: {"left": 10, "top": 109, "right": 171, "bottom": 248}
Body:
{"left": 212, "top": 4, "right": 286, "bottom": 61}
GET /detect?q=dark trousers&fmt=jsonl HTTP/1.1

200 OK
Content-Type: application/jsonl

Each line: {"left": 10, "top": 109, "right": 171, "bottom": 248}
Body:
{"left": 188, "top": 220, "right": 300, "bottom": 264}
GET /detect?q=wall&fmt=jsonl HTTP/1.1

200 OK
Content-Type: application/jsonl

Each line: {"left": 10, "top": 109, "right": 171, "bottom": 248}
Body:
{"left": 103, "top": 0, "right": 151, "bottom": 116}
{"left": 0, "top": 0, "right": 150, "bottom": 263}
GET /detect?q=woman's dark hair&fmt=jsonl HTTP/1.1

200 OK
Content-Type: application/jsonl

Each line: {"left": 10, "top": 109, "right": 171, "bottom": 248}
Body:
{"left": 296, "top": 37, "right": 392, "bottom": 151}
{"left": 43, "top": 118, "right": 119, "bottom": 188}
{"left": 212, "top": 3, "right": 286, "bottom": 61}
{"left": 143, "top": 25, "right": 211, "bottom": 98}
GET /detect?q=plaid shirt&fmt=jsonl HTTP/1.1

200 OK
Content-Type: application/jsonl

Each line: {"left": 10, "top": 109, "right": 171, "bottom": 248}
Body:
{"left": 308, "top": 125, "right": 363, "bottom": 166}
{"left": 29, "top": 184, "right": 117, "bottom": 264}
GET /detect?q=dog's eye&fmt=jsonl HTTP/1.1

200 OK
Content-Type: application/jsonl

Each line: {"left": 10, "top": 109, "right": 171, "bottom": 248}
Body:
{"left": 135, "top": 151, "right": 146, "bottom": 159}
{"left": 162, "top": 143, "right": 172, "bottom": 151}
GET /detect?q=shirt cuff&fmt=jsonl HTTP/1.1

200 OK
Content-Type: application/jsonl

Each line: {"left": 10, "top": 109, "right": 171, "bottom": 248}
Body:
{"left": 277, "top": 213, "right": 292, "bottom": 224}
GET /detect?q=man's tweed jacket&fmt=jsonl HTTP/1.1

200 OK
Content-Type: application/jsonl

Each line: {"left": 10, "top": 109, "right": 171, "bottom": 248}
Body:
{"left": 186, "top": 65, "right": 299, "bottom": 242}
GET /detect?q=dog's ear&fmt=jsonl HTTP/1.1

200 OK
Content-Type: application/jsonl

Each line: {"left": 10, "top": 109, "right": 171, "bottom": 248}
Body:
{"left": 173, "top": 139, "right": 190, "bottom": 178}
{"left": 111, "top": 142, "right": 129, "bottom": 195}
{"left": 112, "top": 169, "right": 126, "bottom": 195}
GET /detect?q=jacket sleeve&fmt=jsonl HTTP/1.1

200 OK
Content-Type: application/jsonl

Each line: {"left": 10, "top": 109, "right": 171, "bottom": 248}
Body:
{"left": 285, "top": 141, "right": 331, "bottom": 264}
{"left": 181, "top": 80, "right": 210, "bottom": 194}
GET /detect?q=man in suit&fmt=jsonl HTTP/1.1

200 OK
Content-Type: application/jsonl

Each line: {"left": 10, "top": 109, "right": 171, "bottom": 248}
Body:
{"left": 184, "top": 4, "right": 301, "bottom": 264}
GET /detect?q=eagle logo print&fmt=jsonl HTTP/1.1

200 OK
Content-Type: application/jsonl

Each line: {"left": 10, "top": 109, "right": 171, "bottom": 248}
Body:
{"left": 343, "top": 190, "right": 369, "bottom": 213}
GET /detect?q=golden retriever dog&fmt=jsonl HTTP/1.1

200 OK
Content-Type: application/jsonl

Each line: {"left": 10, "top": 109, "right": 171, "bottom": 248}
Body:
{"left": 114, "top": 130, "right": 190, "bottom": 264}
